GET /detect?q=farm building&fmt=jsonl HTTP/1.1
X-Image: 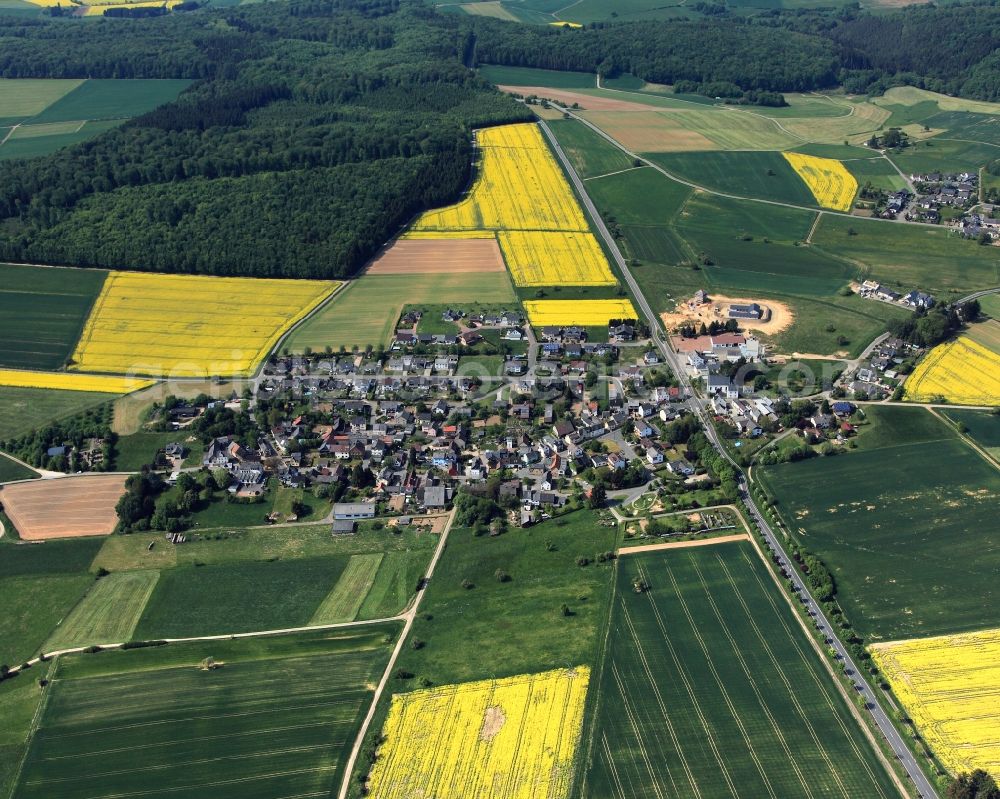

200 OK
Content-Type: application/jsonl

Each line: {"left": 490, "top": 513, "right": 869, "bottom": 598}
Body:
{"left": 333, "top": 502, "right": 376, "bottom": 520}
{"left": 728, "top": 303, "right": 762, "bottom": 320}
{"left": 331, "top": 519, "right": 357, "bottom": 534}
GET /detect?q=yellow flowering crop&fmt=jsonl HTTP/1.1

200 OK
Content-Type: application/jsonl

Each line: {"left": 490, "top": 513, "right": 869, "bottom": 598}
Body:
{"left": 71, "top": 272, "right": 338, "bottom": 378}
{"left": 871, "top": 628, "right": 1000, "bottom": 774}
{"left": 367, "top": 667, "right": 590, "bottom": 799}
{"left": 411, "top": 123, "right": 589, "bottom": 234}
{"left": 400, "top": 230, "right": 497, "bottom": 240}
{"left": 499, "top": 231, "right": 615, "bottom": 287}
{"left": 83, "top": 1, "right": 181, "bottom": 13}
{"left": 904, "top": 337, "right": 1000, "bottom": 405}
{"left": 525, "top": 298, "right": 639, "bottom": 327}
{"left": 549, "top": 21, "right": 583, "bottom": 27}
{"left": 0, "top": 369, "right": 153, "bottom": 394}
{"left": 783, "top": 152, "right": 858, "bottom": 211}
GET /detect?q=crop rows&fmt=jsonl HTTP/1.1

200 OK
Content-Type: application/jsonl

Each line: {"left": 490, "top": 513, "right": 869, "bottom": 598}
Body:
{"left": 368, "top": 667, "right": 590, "bottom": 799}
{"left": 71, "top": 272, "right": 338, "bottom": 378}
{"left": 872, "top": 628, "right": 1000, "bottom": 775}
{"left": 904, "top": 336, "right": 1000, "bottom": 404}
{"left": 783, "top": 152, "right": 858, "bottom": 211}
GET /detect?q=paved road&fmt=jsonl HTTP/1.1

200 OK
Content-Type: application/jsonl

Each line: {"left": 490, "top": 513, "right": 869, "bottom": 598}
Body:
{"left": 540, "top": 118, "right": 937, "bottom": 799}
{"left": 336, "top": 507, "right": 456, "bottom": 799}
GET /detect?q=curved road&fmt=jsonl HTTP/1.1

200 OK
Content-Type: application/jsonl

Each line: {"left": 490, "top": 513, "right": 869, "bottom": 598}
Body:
{"left": 540, "top": 119, "right": 938, "bottom": 799}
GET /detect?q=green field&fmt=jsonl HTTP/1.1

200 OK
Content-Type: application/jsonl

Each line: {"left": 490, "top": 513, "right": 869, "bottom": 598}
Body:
{"left": 0, "top": 454, "right": 36, "bottom": 483}
{"left": 44, "top": 570, "right": 160, "bottom": 651}
{"left": 0, "top": 662, "right": 51, "bottom": 799}
{"left": 132, "top": 557, "right": 348, "bottom": 638}
{"left": 758, "top": 406, "right": 1000, "bottom": 640}
{"left": 844, "top": 156, "right": 909, "bottom": 192}
{"left": 811, "top": 214, "right": 1000, "bottom": 296}
{"left": 0, "top": 386, "right": 117, "bottom": 444}
{"left": 548, "top": 118, "right": 635, "bottom": 178}
{"left": 357, "top": 549, "right": 431, "bottom": 619}
{"left": 394, "top": 510, "right": 617, "bottom": 686}
{"left": 0, "top": 574, "right": 95, "bottom": 668}
{"left": 11, "top": 626, "right": 396, "bottom": 799}
{"left": 0, "top": 79, "right": 191, "bottom": 160}
{"left": 944, "top": 408, "right": 1000, "bottom": 459}
{"left": 582, "top": 542, "right": 900, "bottom": 798}
{"left": 0, "top": 79, "right": 83, "bottom": 126}
{"left": 478, "top": 64, "right": 596, "bottom": 89}
{"left": 285, "top": 273, "right": 516, "bottom": 351}
{"left": 0, "top": 264, "right": 107, "bottom": 371}
{"left": 648, "top": 151, "right": 818, "bottom": 205}
{"left": 112, "top": 430, "right": 202, "bottom": 472}
{"left": 310, "top": 552, "right": 384, "bottom": 624}
{"left": 890, "top": 137, "right": 1000, "bottom": 176}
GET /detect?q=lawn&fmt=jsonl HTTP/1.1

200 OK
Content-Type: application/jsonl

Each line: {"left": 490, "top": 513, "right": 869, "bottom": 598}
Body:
{"left": 547, "top": 117, "right": 635, "bottom": 178}
{"left": 0, "top": 264, "right": 107, "bottom": 371}
{"left": 112, "top": 430, "right": 202, "bottom": 472}
{"left": 757, "top": 406, "right": 1000, "bottom": 640}
{"left": 11, "top": 626, "right": 396, "bottom": 799}
{"left": 811, "top": 213, "right": 1000, "bottom": 296}
{"left": 393, "top": 510, "right": 618, "bottom": 686}
{"left": 0, "top": 454, "right": 37, "bottom": 483}
{"left": 285, "top": 273, "right": 516, "bottom": 352}
{"left": 44, "top": 570, "right": 159, "bottom": 650}
{"left": 132, "top": 556, "right": 348, "bottom": 638}
{"left": 581, "top": 541, "right": 899, "bottom": 798}
{"left": 647, "top": 151, "right": 818, "bottom": 206}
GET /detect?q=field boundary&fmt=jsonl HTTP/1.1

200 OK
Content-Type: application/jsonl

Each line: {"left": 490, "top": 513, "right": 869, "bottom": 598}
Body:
{"left": 617, "top": 532, "right": 749, "bottom": 555}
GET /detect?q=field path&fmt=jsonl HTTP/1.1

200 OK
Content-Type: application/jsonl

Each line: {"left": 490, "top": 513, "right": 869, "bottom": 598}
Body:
{"left": 335, "top": 507, "right": 456, "bottom": 799}
{"left": 618, "top": 533, "right": 749, "bottom": 555}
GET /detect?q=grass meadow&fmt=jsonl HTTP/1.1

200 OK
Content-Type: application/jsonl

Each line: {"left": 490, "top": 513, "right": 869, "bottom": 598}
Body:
{"left": 286, "top": 273, "right": 516, "bottom": 352}
{"left": 648, "top": 151, "right": 818, "bottom": 205}
{"left": 309, "top": 553, "right": 384, "bottom": 624}
{"left": 811, "top": 214, "right": 1000, "bottom": 296}
{"left": 11, "top": 626, "right": 397, "bottom": 799}
{"left": 582, "top": 542, "right": 899, "bottom": 798}
{"left": 44, "top": 570, "right": 160, "bottom": 650}
{"left": 0, "top": 454, "right": 36, "bottom": 483}
{"left": 944, "top": 408, "right": 1000, "bottom": 459}
{"left": 394, "top": 510, "right": 618, "bottom": 686}
{"left": 0, "top": 387, "right": 116, "bottom": 442}
{"left": 0, "top": 264, "right": 107, "bottom": 371}
{"left": 547, "top": 118, "right": 634, "bottom": 178}
{"left": 757, "top": 406, "right": 1000, "bottom": 640}
{"left": 0, "top": 79, "right": 82, "bottom": 126}
{"left": 0, "top": 661, "right": 51, "bottom": 799}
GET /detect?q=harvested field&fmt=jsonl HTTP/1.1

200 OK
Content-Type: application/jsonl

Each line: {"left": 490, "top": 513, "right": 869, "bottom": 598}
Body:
{"left": 309, "top": 553, "right": 384, "bottom": 624}
{"left": 497, "top": 86, "right": 654, "bottom": 113}
{"left": 365, "top": 237, "right": 506, "bottom": 275}
{"left": 661, "top": 293, "right": 793, "bottom": 336}
{"left": 579, "top": 110, "right": 715, "bottom": 151}
{"left": 1, "top": 474, "right": 126, "bottom": 539}
{"left": 44, "top": 570, "right": 159, "bottom": 650}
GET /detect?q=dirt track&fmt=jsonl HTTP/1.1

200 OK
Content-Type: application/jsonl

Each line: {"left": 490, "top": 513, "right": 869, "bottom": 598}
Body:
{"left": 618, "top": 533, "right": 750, "bottom": 555}
{"left": 1, "top": 474, "right": 126, "bottom": 539}
{"left": 365, "top": 238, "right": 506, "bottom": 275}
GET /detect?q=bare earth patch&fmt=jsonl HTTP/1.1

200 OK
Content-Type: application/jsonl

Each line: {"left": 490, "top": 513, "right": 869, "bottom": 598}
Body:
{"left": 661, "top": 293, "right": 794, "bottom": 336}
{"left": 365, "top": 238, "right": 506, "bottom": 276}
{"left": 619, "top": 533, "right": 750, "bottom": 555}
{"left": 479, "top": 705, "right": 506, "bottom": 742}
{"left": 496, "top": 86, "right": 654, "bottom": 113}
{"left": 1, "top": 474, "right": 126, "bottom": 539}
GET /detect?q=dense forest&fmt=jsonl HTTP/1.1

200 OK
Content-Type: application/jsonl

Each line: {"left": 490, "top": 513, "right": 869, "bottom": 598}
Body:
{"left": 1, "top": 0, "right": 1000, "bottom": 277}
{"left": 0, "top": 1, "right": 532, "bottom": 278}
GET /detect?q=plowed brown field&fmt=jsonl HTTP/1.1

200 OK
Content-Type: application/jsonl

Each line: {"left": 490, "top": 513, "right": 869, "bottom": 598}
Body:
{"left": 1, "top": 474, "right": 126, "bottom": 539}
{"left": 366, "top": 238, "right": 506, "bottom": 275}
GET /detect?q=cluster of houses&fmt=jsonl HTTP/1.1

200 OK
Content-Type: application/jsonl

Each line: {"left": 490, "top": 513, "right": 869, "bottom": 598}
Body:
{"left": 797, "top": 401, "right": 858, "bottom": 445}
{"left": 844, "top": 337, "right": 921, "bottom": 399}
{"left": 911, "top": 172, "right": 978, "bottom": 207}
{"left": 957, "top": 212, "right": 1000, "bottom": 241}
{"left": 709, "top": 394, "right": 778, "bottom": 438}
{"left": 857, "top": 280, "right": 935, "bottom": 310}
{"left": 671, "top": 332, "right": 764, "bottom": 385}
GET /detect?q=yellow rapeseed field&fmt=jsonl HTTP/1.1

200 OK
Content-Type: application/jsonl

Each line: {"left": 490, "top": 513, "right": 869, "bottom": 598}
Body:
{"left": 871, "top": 628, "right": 1000, "bottom": 774}
{"left": 367, "top": 667, "right": 590, "bottom": 799}
{"left": 904, "top": 337, "right": 1000, "bottom": 405}
{"left": 71, "top": 272, "right": 338, "bottom": 378}
{"left": 525, "top": 298, "right": 639, "bottom": 327}
{"left": 400, "top": 230, "right": 497, "bottom": 240}
{"left": 499, "top": 230, "right": 616, "bottom": 286}
{"left": 783, "top": 152, "right": 858, "bottom": 211}
{"left": 411, "top": 123, "right": 589, "bottom": 233}
{"left": 0, "top": 369, "right": 153, "bottom": 394}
